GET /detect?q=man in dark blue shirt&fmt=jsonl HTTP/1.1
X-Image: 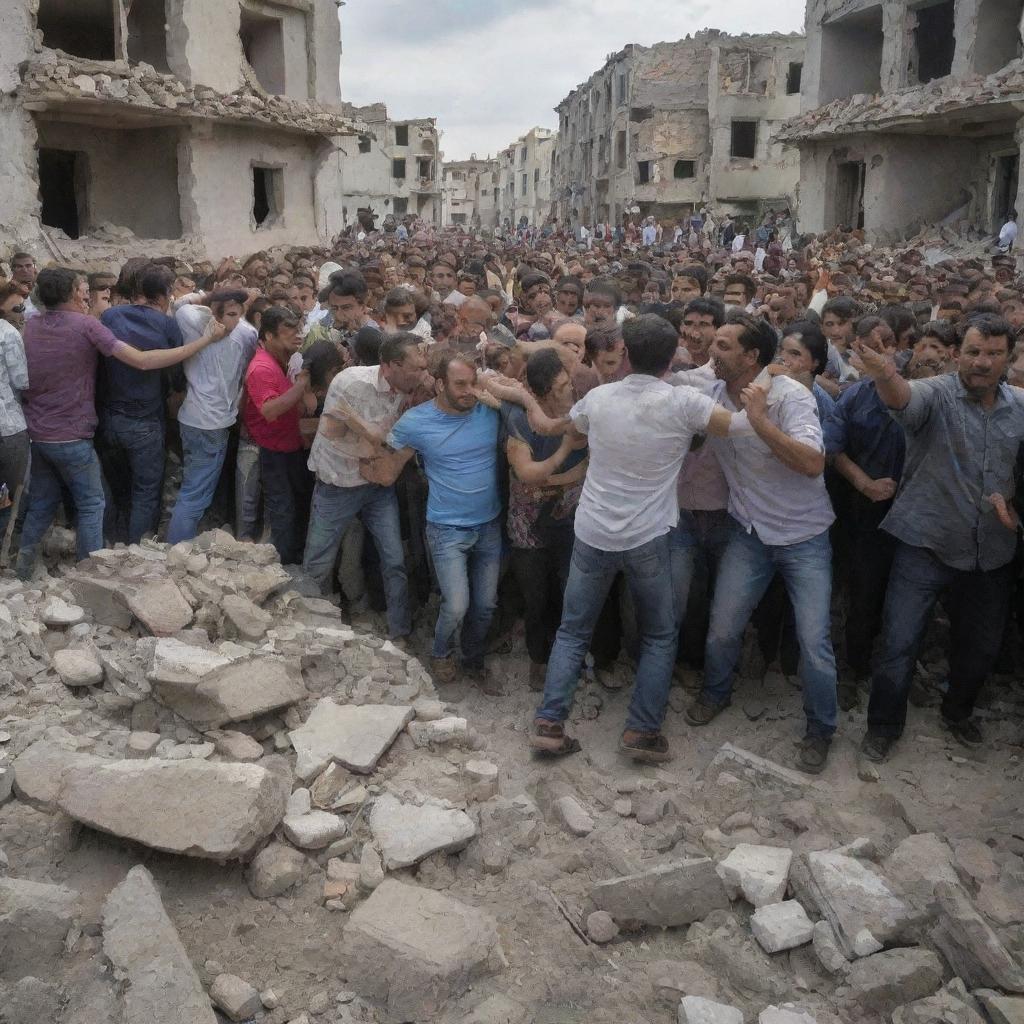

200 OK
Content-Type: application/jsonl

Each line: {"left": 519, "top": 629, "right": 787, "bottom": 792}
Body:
{"left": 98, "top": 265, "right": 183, "bottom": 543}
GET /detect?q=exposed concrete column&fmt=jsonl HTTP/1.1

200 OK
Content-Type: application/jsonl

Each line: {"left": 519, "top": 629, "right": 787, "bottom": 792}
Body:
{"left": 169, "top": 0, "right": 245, "bottom": 93}
{"left": 881, "top": 0, "right": 912, "bottom": 93}
{"left": 1013, "top": 115, "right": 1024, "bottom": 224}
{"left": 952, "top": 0, "right": 982, "bottom": 79}
{"left": 0, "top": 102, "right": 43, "bottom": 252}
{"left": 313, "top": 138, "right": 345, "bottom": 243}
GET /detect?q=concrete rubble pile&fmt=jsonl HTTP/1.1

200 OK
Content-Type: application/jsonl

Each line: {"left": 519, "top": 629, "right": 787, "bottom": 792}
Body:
{"left": 2, "top": 531, "right": 1024, "bottom": 1023}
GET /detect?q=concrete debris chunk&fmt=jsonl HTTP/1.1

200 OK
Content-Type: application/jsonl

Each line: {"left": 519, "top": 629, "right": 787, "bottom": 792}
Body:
{"left": 464, "top": 759, "right": 499, "bottom": 801}
{"left": 717, "top": 844, "right": 793, "bottom": 907}
{"left": 891, "top": 979, "right": 987, "bottom": 1024}
{"left": 209, "top": 730, "right": 264, "bottom": 762}
{"left": 102, "top": 865, "right": 215, "bottom": 1024}
{"left": 358, "top": 843, "right": 385, "bottom": 891}
{"left": 554, "top": 794, "right": 595, "bottom": 836}
{"left": 758, "top": 1007, "right": 818, "bottom": 1024}
{"left": 705, "top": 743, "right": 813, "bottom": 799}
{"left": 58, "top": 758, "right": 289, "bottom": 860}
{"left": 407, "top": 715, "right": 468, "bottom": 747}
{"left": 69, "top": 574, "right": 133, "bottom": 628}
{"left": 126, "top": 731, "right": 161, "bottom": 758}
{"left": 288, "top": 699, "right": 413, "bottom": 780}
{"left": 974, "top": 989, "right": 1024, "bottom": 1024}
{"left": 341, "top": 879, "right": 504, "bottom": 1023}
{"left": 751, "top": 900, "right": 814, "bottom": 953}
{"left": 42, "top": 597, "right": 85, "bottom": 627}
{"left": 802, "top": 849, "right": 918, "bottom": 958}
{"left": 842, "top": 947, "right": 944, "bottom": 1013}
{"left": 153, "top": 656, "right": 305, "bottom": 730}
{"left": 209, "top": 974, "right": 262, "bottom": 1022}
{"left": 679, "top": 995, "right": 744, "bottom": 1024}
{"left": 149, "top": 638, "right": 231, "bottom": 683}
{"left": 929, "top": 881, "right": 1024, "bottom": 992}
{"left": 52, "top": 648, "right": 104, "bottom": 687}
{"left": 0, "top": 876, "right": 80, "bottom": 981}
{"left": 12, "top": 738, "right": 102, "bottom": 809}
{"left": 586, "top": 910, "right": 619, "bottom": 944}
{"left": 246, "top": 842, "right": 308, "bottom": 899}
{"left": 126, "top": 577, "right": 194, "bottom": 636}
{"left": 221, "top": 594, "right": 273, "bottom": 641}
{"left": 590, "top": 858, "right": 730, "bottom": 927}
{"left": 884, "top": 833, "right": 960, "bottom": 912}
{"left": 369, "top": 791, "right": 477, "bottom": 869}
{"left": 811, "top": 920, "right": 850, "bottom": 975}
{"left": 282, "top": 809, "right": 348, "bottom": 849}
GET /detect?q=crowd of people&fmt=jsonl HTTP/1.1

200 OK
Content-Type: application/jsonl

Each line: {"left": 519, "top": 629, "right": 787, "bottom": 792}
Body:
{"left": 1, "top": 211, "right": 1022, "bottom": 776}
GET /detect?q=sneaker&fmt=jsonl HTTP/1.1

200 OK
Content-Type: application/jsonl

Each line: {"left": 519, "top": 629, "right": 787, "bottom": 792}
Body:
{"left": 860, "top": 731, "right": 895, "bottom": 762}
{"left": 429, "top": 655, "right": 457, "bottom": 685}
{"left": 685, "top": 695, "right": 730, "bottom": 726}
{"left": 619, "top": 730, "right": 672, "bottom": 763}
{"left": 796, "top": 736, "right": 831, "bottom": 775}
{"left": 528, "top": 662, "right": 546, "bottom": 692}
{"left": 942, "top": 715, "right": 983, "bottom": 748}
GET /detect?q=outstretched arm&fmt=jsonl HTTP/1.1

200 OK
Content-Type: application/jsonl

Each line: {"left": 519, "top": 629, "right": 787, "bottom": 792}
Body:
{"left": 113, "top": 317, "right": 227, "bottom": 371}
{"left": 739, "top": 385, "right": 825, "bottom": 477}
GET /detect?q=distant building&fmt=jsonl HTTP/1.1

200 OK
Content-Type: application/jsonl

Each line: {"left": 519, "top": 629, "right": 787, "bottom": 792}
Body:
{"left": 441, "top": 156, "right": 499, "bottom": 227}
{"left": 551, "top": 30, "right": 805, "bottom": 230}
{"left": 778, "top": 0, "right": 1024, "bottom": 241}
{"left": 496, "top": 127, "right": 558, "bottom": 228}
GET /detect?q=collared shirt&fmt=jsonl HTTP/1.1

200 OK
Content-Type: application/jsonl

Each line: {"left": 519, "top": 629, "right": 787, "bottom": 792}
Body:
{"left": 882, "top": 374, "right": 1024, "bottom": 571}
{"left": 22, "top": 310, "right": 123, "bottom": 442}
{"left": 176, "top": 306, "right": 258, "bottom": 431}
{"left": 823, "top": 378, "right": 906, "bottom": 482}
{"left": 676, "top": 361, "right": 729, "bottom": 512}
{"left": 308, "top": 364, "right": 405, "bottom": 488}
{"left": 0, "top": 320, "right": 28, "bottom": 437}
{"left": 570, "top": 374, "right": 716, "bottom": 552}
{"left": 243, "top": 347, "right": 302, "bottom": 452}
{"left": 99, "top": 305, "right": 183, "bottom": 420}
{"left": 675, "top": 370, "right": 834, "bottom": 546}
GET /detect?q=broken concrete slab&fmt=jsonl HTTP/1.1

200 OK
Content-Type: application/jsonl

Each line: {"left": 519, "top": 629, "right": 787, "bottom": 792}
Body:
{"left": 102, "top": 865, "right": 215, "bottom": 1024}
{"left": 209, "top": 974, "right": 261, "bottom": 1022}
{"left": 554, "top": 794, "right": 594, "bottom": 837}
{"left": 759, "top": 1007, "right": 818, "bottom": 1024}
{"left": 811, "top": 920, "right": 849, "bottom": 975}
{"left": 153, "top": 656, "right": 305, "bottom": 730}
{"left": 246, "top": 842, "right": 309, "bottom": 899}
{"left": 842, "top": 947, "right": 943, "bottom": 1013}
{"left": 0, "top": 876, "right": 80, "bottom": 981}
{"left": 341, "top": 879, "right": 504, "bottom": 1023}
{"left": 12, "top": 738, "right": 102, "bottom": 809}
{"left": 704, "top": 743, "right": 815, "bottom": 799}
{"left": 68, "top": 575, "right": 133, "bottom": 629}
{"left": 717, "top": 844, "right": 793, "bottom": 907}
{"left": 58, "top": 758, "right": 289, "bottom": 860}
{"left": 751, "top": 901, "right": 814, "bottom": 953}
{"left": 369, "top": 791, "right": 477, "bottom": 869}
{"left": 590, "top": 858, "right": 730, "bottom": 928}
{"left": 42, "top": 597, "right": 85, "bottom": 627}
{"left": 884, "top": 833, "right": 960, "bottom": 913}
{"left": 52, "top": 648, "right": 104, "bottom": 687}
{"left": 974, "top": 989, "right": 1024, "bottom": 1024}
{"left": 221, "top": 594, "right": 272, "bottom": 641}
{"left": 208, "top": 730, "right": 264, "bottom": 762}
{"left": 282, "top": 810, "right": 348, "bottom": 850}
{"left": 930, "top": 881, "right": 1024, "bottom": 992}
{"left": 148, "top": 638, "right": 231, "bottom": 684}
{"left": 288, "top": 699, "right": 413, "bottom": 780}
{"left": 679, "top": 995, "right": 743, "bottom": 1024}
{"left": 891, "top": 979, "right": 987, "bottom": 1024}
{"left": 126, "top": 578, "right": 194, "bottom": 636}
{"left": 799, "top": 849, "right": 919, "bottom": 958}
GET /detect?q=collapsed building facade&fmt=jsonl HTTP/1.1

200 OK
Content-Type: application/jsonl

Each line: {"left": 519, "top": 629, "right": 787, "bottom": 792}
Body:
{"left": 0, "top": 0, "right": 366, "bottom": 257}
{"left": 778, "top": 0, "right": 1024, "bottom": 241}
{"left": 495, "top": 127, "right": 558, "bottom": 228}
{"left": 441, "top": 155, "right": 499, "bottom": 227}
{"left": 337, "top": 103, "right": 442, "bottom": 231}
{"left": 551, "top": 31, "right": 805, "bottom": 230}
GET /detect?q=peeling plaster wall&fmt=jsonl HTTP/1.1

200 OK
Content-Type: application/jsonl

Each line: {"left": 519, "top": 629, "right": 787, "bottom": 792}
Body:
{"left": 312, "top": 0, "right": 341, "bottom": 105}
{"left": 171, "top": 0, "right": 245, "bottom": 93}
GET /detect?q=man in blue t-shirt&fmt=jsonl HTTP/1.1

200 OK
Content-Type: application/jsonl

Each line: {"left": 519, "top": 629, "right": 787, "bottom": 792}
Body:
{"left": 98, "top": 265, "right": 183, "bottom": 544}
{"left": 360, "top": 352, "right": 502, "bottom": 689}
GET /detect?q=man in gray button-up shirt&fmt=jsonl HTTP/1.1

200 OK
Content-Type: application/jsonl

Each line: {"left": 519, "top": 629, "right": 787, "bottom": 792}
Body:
{"left": 856, "top": 314, "right": 1024, "bottom": 761}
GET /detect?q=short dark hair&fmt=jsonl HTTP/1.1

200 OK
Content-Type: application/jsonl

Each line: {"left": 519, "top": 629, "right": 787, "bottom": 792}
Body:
{"left": 88, "top": 271, "right": 116, "bottom": 291}
{"left": 584, "top": 278, "right": 622, "bottom": 308}
{"left": 379, "top": 331, "right": 422, "bottom": 366}
{"left": 821, "top": 296, "right": 860, "bottom": 322}
{"left": 520, "top": 271, "right": 551, "bottom": 293}
{"left": 726, "top": 311, "right": 777, "bottom": 367}
{"left": 584, "top": 322, "right": 622, "bottom": 358}
{"left": 675, "top": 265, "right": 708, "bottom": 294}
{"left": 555, "top": 276, "right": 584, "bottom": 298}
{"left": 329, "top": 271, "right": 368, "bottom": 302}
{"left": 959, "top": 313, "right": 1014, "bottom": 350}
{"left": 433, "top": 350, "right": 476, "bottom": 383}
{"left": 302, "top": 339, "right": 345, "bottom": 388}
{"left": 684, "top": 296, "right": 726, "bottom": 327}
{"left": 258, "top": 306, "right": 300, "bottom": 340}
{"left": 724, "top": 274, "right": 756, "bottom": 303}
{"left": 526, "top": 348, "right": 565, "bottom": 398}
{"left": 855, "top": 315, "right": 887, "bottom": 340}
{"left": 622, "top": 314, "right": 679, "bottom": 377}
{"left": 383, "top": 286, "right": 416, "bottom": 312}
{"left": 919, "top": 320, "right": 957, "bottom": 348}
{"left": 136, "top": 265, "right": 175, "bottom": 303}
{"left": 879, "top": 304, "right": 918, "bottom": 344}
{"left": 209, "top": 288, "right": 249, "bottom": 315}
{"left": 353, "top": 326, "right": 383, "bottom": 365}
{"left": 36, "top": 267, "right": 82, "bottom": 310}
{"left": 782, "top": 320, "right": 829, "bottom": 377}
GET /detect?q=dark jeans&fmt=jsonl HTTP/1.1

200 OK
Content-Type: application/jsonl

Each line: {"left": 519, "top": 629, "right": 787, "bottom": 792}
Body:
{"left": 259, "top": 447, "right": 312, "bottom": 565}
{"left": 868, "top": 542, "right": 1015, "bottom": 738}
{"left": 511, "top": 531, "right": 574, "bottom": 665}
{"left": 97, "top": 411, "right": 165, "bottom": 545}
{"left": 0, "top": 429, "right": 29, "bottom": 544}
{"left": 844, "top": 526, "right": 896, "bottom": 678}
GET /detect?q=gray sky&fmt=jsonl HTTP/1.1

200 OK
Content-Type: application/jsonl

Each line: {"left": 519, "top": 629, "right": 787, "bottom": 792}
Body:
{"left": 338, "top": 0, "right": 806, "bottom": 161}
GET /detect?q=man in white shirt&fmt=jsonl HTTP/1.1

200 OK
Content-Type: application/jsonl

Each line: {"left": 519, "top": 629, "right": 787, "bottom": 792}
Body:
{"left": 676, "top": 313, "right": 839, "bottom": 774}
{"left": 998, "top": 211, "right": 1018, "bottom": 253}
{"left": 641, "top": 219, "right": 657, "bottom": 247}
{"left": 301, "top": 333, "right": 427, "bottom": 640}
{"left": 530, "top": 314, "right": 757, "bottom": 763}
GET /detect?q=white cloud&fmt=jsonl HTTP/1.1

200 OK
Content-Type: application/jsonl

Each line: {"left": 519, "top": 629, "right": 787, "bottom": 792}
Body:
{"left": 339, "top": 0, "right": 806, "bottom": 159}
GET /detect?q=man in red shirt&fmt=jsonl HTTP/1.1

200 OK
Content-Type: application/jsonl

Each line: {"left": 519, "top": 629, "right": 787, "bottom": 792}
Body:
{"left": 243, "top": 307, "right": 312, "bottom": 564}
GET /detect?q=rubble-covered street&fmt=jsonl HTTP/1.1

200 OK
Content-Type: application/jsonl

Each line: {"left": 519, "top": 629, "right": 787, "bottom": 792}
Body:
{"left": 1, "top": 533, "right": 1023, "bottom": 1024}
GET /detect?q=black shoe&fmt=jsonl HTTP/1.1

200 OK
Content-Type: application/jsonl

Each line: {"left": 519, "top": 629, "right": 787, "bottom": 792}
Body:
{"left": 796, "top": 736, "right": 831, "bottom": 775}
{"left": 685, "top": 695, "right": 730, "bottom": 726}
{"left": 837, "top": 682, "right": 861, "bottom": 712}
{"left": 942, "top": 716, "right": 982, "bottom": 748}
{"left": 860, "top": 731, "right": 895, "bottom": 762}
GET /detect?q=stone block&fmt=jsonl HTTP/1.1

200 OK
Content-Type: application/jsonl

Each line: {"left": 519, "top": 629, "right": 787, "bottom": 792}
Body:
{"left": 42, "top": 598, "right": 85, "bottom": 627}
{"left": 369, "top": 791, "right": 477, "bottom": 869}
{"left": 52, "top": 649, "right": 103, "bottom": 687}
{"left": 554, "top": 794, "right": 594, "bottom": 836}
{"left": 148, "top": 639, "right": 231, "bottom": 684}
{"left": 884, "top": 833, "right": 960, "bottom": 912}
{"left": 126, "top": 578, "right": 194, "bottom": 636}
{"left": 341, "top": 879, "right": 504, "bottom": 1023}
{"left": 590, "top": 858, "right": 730, "bottom": 928}
{"left": 811, "top": 920, "right": 849, "bottom": 975}
{"left": 759, "top": 1007, "right": 818, "bottom": 1024}
{"left": 0, "top": 876, "right": 80, "bottom": 981}
{"left": 717, "top": 844, "right": 792, "bottom": 907}
{"left": 282, "top": 810, "right": 347, "bottom": 850}
{"left": 69, "top": 575, "right": 132, "bottom": 629}
{"left": 705, "top": 743, "right": 814, "bottom": 799}
{"left": 246, "top": 842, "right": 308, "bottom": 899}
{"left": 126, "top": 732, "right": 161, "bottom": 759}
{"left": 12, "top": 739, "right": 101, "bottom": 809}
{"left": 209, "top": 974, "right": 261, "bottom": 1022}
{"left": 221, "top": 594, "right": 272, "bottom": 641}
{"left": 842, "top": 947, "right": 943, "bottom": 1013}
{"left": 679, "top": 995, "right": 743, "bottom": 1024}
{"left": 751, "top": 900, "right": 814, "bottom": 953}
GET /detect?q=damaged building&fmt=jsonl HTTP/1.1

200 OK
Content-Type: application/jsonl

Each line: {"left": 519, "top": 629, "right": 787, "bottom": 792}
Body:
{"left": 778, "top": 0, "right": 1024, "bottom": 241}
{"left": 337, "top": 104, "right": 442, "bottom": 230}
{"left": 0, "top": 0, "right": 364, "bottom": 257}
{"left": 496, "top": 127, "right": 558, "bottom": 227}
{"left": 551, "top": 31, "right": 805, "bottom": 229}
{"left": 441, "top": 155, "right": 500, "bottom": 228}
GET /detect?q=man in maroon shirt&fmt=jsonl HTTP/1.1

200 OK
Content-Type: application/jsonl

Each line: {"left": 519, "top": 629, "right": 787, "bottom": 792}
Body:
{"left": 16, "top": 267, "right": 226, "bottom": 579}
{"left": 243, "top": 306, "right": 312, "bottom": 564}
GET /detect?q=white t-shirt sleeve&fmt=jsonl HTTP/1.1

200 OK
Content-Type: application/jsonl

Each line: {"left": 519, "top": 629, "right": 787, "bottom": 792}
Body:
{"left": 677, "top": 388, "right": 715, "bottom": 434}
{"left": 569, "top": 394, "right": 591, "bottom": 434}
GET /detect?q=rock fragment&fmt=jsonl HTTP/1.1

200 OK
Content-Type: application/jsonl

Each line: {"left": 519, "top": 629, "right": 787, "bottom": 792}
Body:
{"left": 209, "top": 974, "right": 262, "bottom": 1022}
{"left": 884, "top": 833, "right": 960, "bottom": 912}
{"left": 53, "top": 648, "right": 104, "bottom": 687}
{"left": 554, "top": 794, "right": 594, "bottom": 836}
{"left": 586, "top": 910, "right": 619, "bottom": 943}
{"left": 42, "top": 598, "right": 85, "bottom": 627}
{"left": 679, "top": 995, "right": 743, "bottom": 1024}
{"left": 246, "top": 842, "right": 308, "bottom": 899}
{"left": 811, "top": 920, "right": 849, "bottom": 974}
{"left": 751, "top": 900, "right": 814, "bottom": 953}
{"left": 282, "top": 810, "right": 347, "bottom": 850}
{"left": 590, "top": 858, "right": 730, "bottom": 927}
{"left": 717, "top": 844, "right": 793, "bottom": 907}
{"left": 842, "top": 947, "right": 943, "bottom": 1013}
{"left": 126, "top": 578, "right": 194, "bottom": 635}
{"left": 0, "top": 876, "right": 80, "bottom": 981}
{"left": 369, "top": 791, "right": 477, "bottom": 869}
{"left": 221, "top": 594, "right": 272, "bottom": 641}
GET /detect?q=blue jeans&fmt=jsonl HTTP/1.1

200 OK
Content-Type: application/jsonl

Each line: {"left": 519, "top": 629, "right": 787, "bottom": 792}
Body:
{"left": 303, "top": 480, "right": 411, "bottom": 639}
{"left": 425, "top": 516, "right": 502, "bottom": 668}
{"left": 702, "top": 521, "right": 838, "bottom": 738}
{"left": 167, "top": 424, "right": 230, "bottom": 544}
{"left": 98, "top": 412, "right": 165, "bottom": 545}
{"left": 16, "top": 439, "right": 105, "bottom": 578}
{"left": 868, "top": 543, "right": 1014, "bottom": 738}
{"left": 537, "top": 533, "right": 678, "bottom": 735}
{"left": 670, "top": 509, "right": 734, "bottom": 628}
